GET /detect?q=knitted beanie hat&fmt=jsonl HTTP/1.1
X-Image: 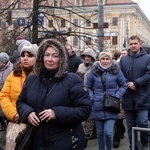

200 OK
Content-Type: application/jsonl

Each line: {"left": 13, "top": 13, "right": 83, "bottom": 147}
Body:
{"left": 99, "top": 51, "right": 112, "bottom": 60}
{"left": 17, "top": 40, "right": 31, "bottom": 52}
{"left": 20, "top": 44, "right": 38, "bottom": 57}
{"left": 0, "top": 52, "right": 9, "bottom": 64}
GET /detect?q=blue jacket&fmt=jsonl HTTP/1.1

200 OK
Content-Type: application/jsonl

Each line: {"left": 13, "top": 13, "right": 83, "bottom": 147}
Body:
{"left": 86, "top": 61, "right": 127, "bottom": 120}
{"left": 120, "top": 48, "right": 150, "bottom": 110}
{"left": 17, "top": 72, "right": 91, "bottom": 150}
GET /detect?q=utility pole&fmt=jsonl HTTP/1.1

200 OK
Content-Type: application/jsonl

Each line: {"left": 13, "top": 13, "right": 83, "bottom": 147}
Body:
{"left": 98, "top": 0, "right": 104, "bottom": 52}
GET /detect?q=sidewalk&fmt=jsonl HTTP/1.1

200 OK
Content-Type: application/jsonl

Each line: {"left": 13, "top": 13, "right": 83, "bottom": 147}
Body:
{"left": 85, "top": 120, "right": 129, "bottom": 150}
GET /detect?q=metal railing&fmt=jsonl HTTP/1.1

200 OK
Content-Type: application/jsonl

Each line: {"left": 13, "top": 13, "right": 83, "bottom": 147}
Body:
{"left": 132, "top": 127, "right": 150, "bottom": 150}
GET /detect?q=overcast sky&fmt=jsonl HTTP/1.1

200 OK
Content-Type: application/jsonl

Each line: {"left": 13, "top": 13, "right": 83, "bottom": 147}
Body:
{"left": 132, "top": 0, "right": 150, "bottom": 20}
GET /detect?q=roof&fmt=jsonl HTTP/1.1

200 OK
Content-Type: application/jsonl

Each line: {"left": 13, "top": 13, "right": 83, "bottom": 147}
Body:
{"left": 106, "top": 0, "right": 135, "bottom": 5}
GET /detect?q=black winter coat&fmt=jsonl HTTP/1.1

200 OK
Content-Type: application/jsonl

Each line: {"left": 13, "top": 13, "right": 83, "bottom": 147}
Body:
{"left": 17, "top": 72, "right": 91, "bottom": 150}
{"left": 68, "top": 52, "right": 82, "bottom": 73}
{"left": 120, "top": 48, "right": 150, "bottom": 110}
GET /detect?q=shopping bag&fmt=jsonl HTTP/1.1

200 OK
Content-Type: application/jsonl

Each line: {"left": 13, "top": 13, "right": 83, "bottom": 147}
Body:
{"left": 6, "top": 122, "right": 26, "bottom": 150}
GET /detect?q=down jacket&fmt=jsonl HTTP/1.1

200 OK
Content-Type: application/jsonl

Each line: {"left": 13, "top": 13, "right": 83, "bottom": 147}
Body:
{"left": 0, "top": 71, "right": 26, "bottom": 121}
{"left": 120, "top": 48, "right": 150, "bottom": 110}
{"left": 17, "top": 72, "right": 91, "bottom": 150}
{"left": 0, "top": 61, "right": 13, "bottom": 90}
{"left": 86, "top": 61, "right": 127, "bottom": 120}
{"left": 16, "top": 39, "right": 91, "bottom": 150}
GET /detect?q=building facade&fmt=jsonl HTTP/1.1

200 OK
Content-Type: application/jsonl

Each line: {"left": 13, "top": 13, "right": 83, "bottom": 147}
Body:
{"left": 0, "top": 0, "right": 150, "bottom": 54}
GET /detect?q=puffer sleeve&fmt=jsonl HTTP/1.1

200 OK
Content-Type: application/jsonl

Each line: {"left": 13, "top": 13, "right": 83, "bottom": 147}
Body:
{"left": 51, "top": 73, "right": 92, "bottom": 126}
{"left": 0, "top": 73, "right": 18, "bottom": 122}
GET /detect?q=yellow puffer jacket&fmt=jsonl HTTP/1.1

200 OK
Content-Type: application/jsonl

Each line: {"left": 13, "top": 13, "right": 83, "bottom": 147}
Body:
{"left": 0, "top": 71, "right": 26, "bottom": 122}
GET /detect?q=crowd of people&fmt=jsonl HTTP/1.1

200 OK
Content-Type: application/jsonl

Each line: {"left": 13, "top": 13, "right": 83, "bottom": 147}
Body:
{"left": 0, "top": 35, "right": 149, "bottom": 150}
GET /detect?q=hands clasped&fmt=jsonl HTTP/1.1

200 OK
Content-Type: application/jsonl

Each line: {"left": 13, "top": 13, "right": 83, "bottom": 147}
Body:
{"left": 27, "top": 109, "right": 55, "bottom": 127}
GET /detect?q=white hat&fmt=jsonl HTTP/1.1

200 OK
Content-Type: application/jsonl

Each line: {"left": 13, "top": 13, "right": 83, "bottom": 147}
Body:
{"left": 20, "top": 44, "right": 38, "bottom": 57}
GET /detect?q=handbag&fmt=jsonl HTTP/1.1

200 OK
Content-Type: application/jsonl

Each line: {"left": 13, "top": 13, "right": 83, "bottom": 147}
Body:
{"left": 104, "top": 93, "right": 120, "bottom": 113}
{"left": 100, "top": 75, "right": 120, "bottom": 114}
{"left": 6, "top": 122, "right": 27, "bottom": 150}
{"left": 14, "top": 125, "right": 34, "bottom": 150}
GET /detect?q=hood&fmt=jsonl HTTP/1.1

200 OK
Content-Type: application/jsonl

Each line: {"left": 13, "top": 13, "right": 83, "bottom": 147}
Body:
{"left": 35, "top": 38, "right": 68, "bottom": 78}
{"left": 91, "top": 60, "right": 120, "bottom": 77}
{"left": 127, "top": 47, "right": 147, "bottom": 57}
{"left": 80, "top": 48, "right": 96, "bottom": 61}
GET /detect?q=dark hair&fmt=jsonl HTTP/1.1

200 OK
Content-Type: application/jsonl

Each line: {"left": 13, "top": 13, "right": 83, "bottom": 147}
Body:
{"left": 114, "top": 52, "right": 121, "bottom": 60}
{"left": 129, "top": 35, "right": 141, "bottom": 43}
{"left": 20, "top": 51, "right": 34, "bottom": 57}
{"left": 13, "top": 60, "right": 22, "bottom": 77}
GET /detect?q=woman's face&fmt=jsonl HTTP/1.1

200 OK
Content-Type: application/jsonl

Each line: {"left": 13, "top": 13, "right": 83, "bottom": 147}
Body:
{"left": 21, "top": 52, "right": 35, "bottom": 69}
{"left": 100, "top": 56, "right": 111, "bottom": 67}
{"left": 43, "top": 47, "right": 60, "bottom": 71}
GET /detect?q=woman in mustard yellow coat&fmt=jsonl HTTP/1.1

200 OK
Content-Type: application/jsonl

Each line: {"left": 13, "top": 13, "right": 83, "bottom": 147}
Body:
{"left": 0, "top": 44, "right": 38, "bottom": 150}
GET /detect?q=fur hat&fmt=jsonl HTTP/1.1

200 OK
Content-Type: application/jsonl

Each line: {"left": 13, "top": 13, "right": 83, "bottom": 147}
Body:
{"left": 35, "top": 38, "right": 68, "bottom": 78}
{"left": 0, "top": 52, "right": 9, "bottom": 64}
{"left": 99, "top": 51, "right": 112, "bottom": 60}
{"left": 20, "top": 44, "right": 38, "bottom": 57}
{"left": 81, "top": 48, "right": 96, "bottom": 61}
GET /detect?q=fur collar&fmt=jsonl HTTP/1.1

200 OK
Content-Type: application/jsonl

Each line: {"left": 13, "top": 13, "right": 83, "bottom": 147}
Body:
{"left": 91, "top": 60, "right": 120, "bottom": 77}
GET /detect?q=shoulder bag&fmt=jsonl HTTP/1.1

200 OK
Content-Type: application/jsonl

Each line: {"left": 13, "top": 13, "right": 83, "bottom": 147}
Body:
{"left": 100, "top": 75, "right": 120, "bottom": 114}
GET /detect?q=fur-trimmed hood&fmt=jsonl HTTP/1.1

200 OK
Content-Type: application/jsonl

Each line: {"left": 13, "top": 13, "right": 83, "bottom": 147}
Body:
{"left": 35, "top": 39, "right": 68, "bottom": 78}
{"left": 91, "top": 60, "right": 120, "bottom": 77}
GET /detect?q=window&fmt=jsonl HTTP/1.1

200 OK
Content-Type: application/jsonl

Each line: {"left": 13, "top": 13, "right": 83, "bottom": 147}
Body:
{"left": 86, "top": 19, "right": 91, "bottom": 27}
{"left": 85, "top": 37, "right": 91, "bottom": 45}
{"left": 112, "top": 36, "right": 118, "bottom": 45}
{"left": 104, "top": 22, "right": 109, "bottom": 28}
{"left": 54, "top": 0, "right": 58, "bottom": 7}
{"left": 73, "top": 19, "right": 78, "bottom": 27}
{"left": 112, "top": 17, "right": 118, "bottom": 26}
{"left": 1, "top": 21, "right": 6, "bottom": 28}
{"left": 93, "top": 23, "right": 98, "bottom": 29}
{"left": 76, "top": 0, "right": 80, "bottom": 6}
{"left": 13, "top": 20, "right": 18, "bottom": 28}
{"left": 73, "top": 37, "right": 78, "bottom": 46}
{"left": 61, "top": 19, "right": 65, "bottom": 27}
{"left": 49, "top": 20, "right": 53, "bottom": 28}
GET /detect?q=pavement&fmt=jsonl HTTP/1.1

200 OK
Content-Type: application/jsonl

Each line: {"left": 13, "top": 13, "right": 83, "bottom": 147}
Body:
{"left": 0, "top": 120, "right": 149, "bottom": 150}
{"left": 85, "top": 123, "right": 130, "bottom": 150}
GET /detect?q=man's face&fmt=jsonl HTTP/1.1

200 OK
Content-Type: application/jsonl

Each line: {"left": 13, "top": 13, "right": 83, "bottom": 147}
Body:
{"left": 121, "top": 50, "right": 127, "bottom": 57}
{"left": 129, "top": 39, "right": 142, "bottom": 54}
{"left": 66, "top": 45, "right": 72, "bottom": 56}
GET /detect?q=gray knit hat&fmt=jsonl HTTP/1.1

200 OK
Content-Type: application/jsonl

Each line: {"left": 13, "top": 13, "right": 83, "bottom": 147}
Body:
{"left": 20, "top": 44, "right": 38, "bottom": 57}
{"left": 0, "top": 52, "right": 9, "bottom": 64}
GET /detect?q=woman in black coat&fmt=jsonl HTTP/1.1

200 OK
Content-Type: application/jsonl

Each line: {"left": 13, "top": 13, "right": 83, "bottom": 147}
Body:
{"left": 16, "top": 39, "right": 91, "bottom": 150}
